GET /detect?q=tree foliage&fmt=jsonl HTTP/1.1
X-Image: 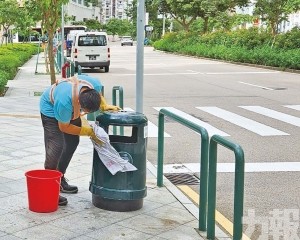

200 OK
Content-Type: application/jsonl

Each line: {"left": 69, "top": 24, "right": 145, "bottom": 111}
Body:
{"left": 106, "top": 18, "right": 132, "bottom": 37}
{"left": 73, "top": 19, "right": 103, "bottom": 31}
{"left": 0, "top": 0, "right": 20, "bottom": 44}
{"left": 159, "top": 0, "right": 249, "bottom": 32}
{"left": 254, "top": 0, "right": 300, "bottom": 35}
{"left": 25, "top": 0, "right": 69, "bottom": 84}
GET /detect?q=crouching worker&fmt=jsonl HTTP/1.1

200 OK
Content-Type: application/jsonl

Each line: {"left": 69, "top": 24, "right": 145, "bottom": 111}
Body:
{"left": 39, "top": 75, "right": 120, "bottom": 206}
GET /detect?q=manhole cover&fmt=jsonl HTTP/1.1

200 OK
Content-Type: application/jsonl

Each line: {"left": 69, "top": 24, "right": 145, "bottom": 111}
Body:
{"left": 164, "top": 173, "right": 200, "bottom": 185}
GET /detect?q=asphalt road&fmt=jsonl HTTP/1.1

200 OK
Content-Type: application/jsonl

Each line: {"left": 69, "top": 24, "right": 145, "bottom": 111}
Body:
{"left": 84, "top": 41, "right": 300, "bottom": 238}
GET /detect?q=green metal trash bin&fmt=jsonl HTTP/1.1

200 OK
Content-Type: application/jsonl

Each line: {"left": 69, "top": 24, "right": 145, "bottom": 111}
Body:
{"left": 89, "top": 111, "right": 148, "bottom": 211}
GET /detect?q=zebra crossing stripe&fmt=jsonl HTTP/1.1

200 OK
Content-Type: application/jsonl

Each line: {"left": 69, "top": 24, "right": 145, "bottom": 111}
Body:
{"left": 154, "top": 107, "right": 229, "bottom": 137}
{"left": 284, "top": 105, "right": 300, "bottom": 111}
{"left": 240, "top": 106, "right": 300, "bottom": 128}
{"left": 196, "top": 107, "right": 288, "bottom": 136}
{"left": 124, "top": 107, "right": 171, "bottom": 138}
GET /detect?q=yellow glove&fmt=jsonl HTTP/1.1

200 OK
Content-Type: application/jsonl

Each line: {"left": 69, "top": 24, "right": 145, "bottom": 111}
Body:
{"left": 80, "top": 118, "right": 104, "bottom": 145}
{"left": 100, "top": 95, "right": 121, "bottom": 112}
{"left": 90, "top": 131, "right": 105, "bottom": 145}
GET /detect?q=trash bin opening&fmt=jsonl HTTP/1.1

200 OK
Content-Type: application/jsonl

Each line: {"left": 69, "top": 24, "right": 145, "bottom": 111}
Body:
{"left": 109, "top": 126, "right": 138, "bottom": 143}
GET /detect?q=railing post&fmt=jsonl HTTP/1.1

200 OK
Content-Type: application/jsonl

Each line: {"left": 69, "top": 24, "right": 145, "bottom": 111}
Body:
{"left": 112, "top": 86, "right": 124, "bottom": 135}
{"left": 157, "top": 111, "right": 165, "bottom": 187}
{"left": 207, "top": 140, "right": 218, "bottom": 239}
{"left": 70, "top": 61, "right": 75, "bottom": 76}
{"left": 207, "top": 135, "right": 245, "bottom": 240}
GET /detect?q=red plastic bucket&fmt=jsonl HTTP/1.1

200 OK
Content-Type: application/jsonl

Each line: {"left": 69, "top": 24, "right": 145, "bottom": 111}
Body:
{"left": 25, "top": 169, "right": 62, "bottom": 213}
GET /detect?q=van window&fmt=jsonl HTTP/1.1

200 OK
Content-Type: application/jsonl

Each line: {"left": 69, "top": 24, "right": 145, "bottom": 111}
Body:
{"left": 78, "top": 35, "right": 107, "bottom": 46}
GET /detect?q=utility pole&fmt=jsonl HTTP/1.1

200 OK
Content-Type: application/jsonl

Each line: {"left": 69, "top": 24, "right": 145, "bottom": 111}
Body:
{"left": 136, "top": 0, "right": 145, "bottom": 113}
{"left": 61, "top": 4, "right": 65, "bottom": 69}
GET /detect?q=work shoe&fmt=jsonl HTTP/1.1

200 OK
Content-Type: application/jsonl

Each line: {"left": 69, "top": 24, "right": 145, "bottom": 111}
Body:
{"left": 60, "top": 177, "right": 78, "bottom": 193}
{"left": 58, "top": 195, "right": 68, "bottom": 206}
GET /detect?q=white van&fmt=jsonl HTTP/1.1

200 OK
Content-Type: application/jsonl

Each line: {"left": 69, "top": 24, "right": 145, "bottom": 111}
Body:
{"left": 71, "top": 31, "right": 110, "bottom": 72}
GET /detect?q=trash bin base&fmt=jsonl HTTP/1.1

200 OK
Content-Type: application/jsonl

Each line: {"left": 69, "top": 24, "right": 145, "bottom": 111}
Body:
{"left": 92, "top": 194, "right": 143, "bottom": 212}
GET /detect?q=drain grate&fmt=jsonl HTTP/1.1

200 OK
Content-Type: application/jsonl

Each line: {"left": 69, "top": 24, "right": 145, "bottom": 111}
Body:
{"left": 164, "top": 173, "right": 200, "bottom": 185}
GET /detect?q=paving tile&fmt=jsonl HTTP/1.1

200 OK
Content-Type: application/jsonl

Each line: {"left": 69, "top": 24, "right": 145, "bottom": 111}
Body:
{"left": 0, "top": 192, "right": 11, "bottom": 199}
{"left": 59, "top": 194, "right": 95, "bottom": 213}
{"left": 79, "top": 208, "right": 139, "bottom": 225}
{"left": 16, "top": 207, "right": 77, "bottom": 223}
{"left": 50, "top": 210, "right": 111, "bottom": 234}
{"left": 117, "top": 214, "right": 180, "bottom": 235}
{"left": 86, "top": 223, "right": 153, "bottom": 240}
{"left": 0, "top": 193, "right": 27, "bottom": 213}
{"left": 145, "top": 187, "right": 177, "bottom": 205}
{"left": 0, "top": 176, "right": 14, "bottom": 184}
{"left": 0, "top": 231, "right": 7, "bottom": 237}
{"left": 0, "top": 159, "right": 35, "bottom": 170}
{"left": 12, "top": 223, "right": 79, "bottom": 240}
{"left": 0, "top": 179, "right": 27, "bottom": 195}
{"left": 167, "top": 201, "right": 187, "bottom": 210}
{"left": 0, "top": 212, "right": 45, "bottom": 234}
{"left": 157, "top": 222, "right": 202, "bottom": 240}
{"left": 0, "top": 234, "right": 23, "bottom": 240}
{"left": 145, "top": 205, "right": 196, "bottom": 224}
{"left": 145, "top": 237, "right": 168, "bottom": 240}
{"left": 71, "top": 235, "right": 97, "bottom": 240}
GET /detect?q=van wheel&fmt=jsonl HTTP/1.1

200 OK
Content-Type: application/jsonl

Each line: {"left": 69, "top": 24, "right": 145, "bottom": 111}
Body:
{"left": 104, "top": 66, "right": 109, "bottom": 72}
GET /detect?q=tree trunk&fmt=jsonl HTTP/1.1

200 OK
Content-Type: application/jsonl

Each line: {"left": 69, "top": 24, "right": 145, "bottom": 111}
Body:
{"left": 270, "top": 21, "right": 277, "bottom": 36}
{"left": 47, "top": 34, "right": 56, "bottom": 85}
{"left": 203, "top": 17, "right": 209, "bottom": 34}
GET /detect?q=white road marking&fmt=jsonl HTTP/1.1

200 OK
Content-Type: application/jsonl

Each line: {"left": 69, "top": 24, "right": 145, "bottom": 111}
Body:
{"left": 111, "top": 71, "right": 279, "bottom": 76}
{"left": 124, "top": 107, "right": 170, "bottom": 138}
{"left": 162, "top": 162, "right": 300, "bottom": 173}
{"left": 284, "top": 105, "right": 300, "bottom": 111}
{"left": 154, "top": 107, "right": 229, "bottom": 137}
{"left": 111, "top": 72, "right": 201, "bottom": 76}
{"left": 238, "top": 81, "right": 274, "bottom": 90}
{"left": 196, "top": 107, "right": 288, "bottom": 136}
{"left": 240, "top": 106, "right": 300, "bottom": 127}
{"left": 207, "top": 72, "right": 279, "bottom": 75}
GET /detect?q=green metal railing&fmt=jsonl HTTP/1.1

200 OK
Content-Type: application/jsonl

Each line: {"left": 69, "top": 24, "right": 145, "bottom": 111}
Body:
{"left": 207, "top": 135, "right": 245, "bottom": 240}
{"left": 157, "top": 108, "right": 209, "bottom": 231}
{"left": 112, "top": 86, "right": 124, "bottom": 135}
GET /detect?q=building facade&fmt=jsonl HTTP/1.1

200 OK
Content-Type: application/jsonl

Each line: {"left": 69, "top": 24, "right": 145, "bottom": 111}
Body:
{"left": 66, "top": 0, "right": 132, "bottom": 24}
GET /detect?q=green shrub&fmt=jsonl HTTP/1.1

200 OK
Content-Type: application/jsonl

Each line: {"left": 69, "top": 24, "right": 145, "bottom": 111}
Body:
{"left": 274, "top": 28, "right": 300, "bottom": 49}
{"left": 0, "top": 55, "right": 22, "bottom": 78}
{"left": 153, "top": 29, "right": 300, "bottom": 70}
{"left": 0, "top": 43, "right": 38, "bottom": 95}
{"left": 0, "top": 70, "right": 9, "bottom": 92}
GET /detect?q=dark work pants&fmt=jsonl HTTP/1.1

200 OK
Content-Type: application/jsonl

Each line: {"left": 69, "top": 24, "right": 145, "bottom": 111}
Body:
{"left": 41, "top": 113, "right": 81, "bottom": 174}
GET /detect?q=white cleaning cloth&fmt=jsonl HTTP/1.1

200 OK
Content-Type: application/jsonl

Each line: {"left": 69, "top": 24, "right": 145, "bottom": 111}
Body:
{"left": 91, "top": 123, "right": 137, "bottom": 175}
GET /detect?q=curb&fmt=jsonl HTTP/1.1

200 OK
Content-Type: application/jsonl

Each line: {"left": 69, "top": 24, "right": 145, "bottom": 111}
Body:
{"left": 146, "top": 160, "right": 231, "bottom": 239}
